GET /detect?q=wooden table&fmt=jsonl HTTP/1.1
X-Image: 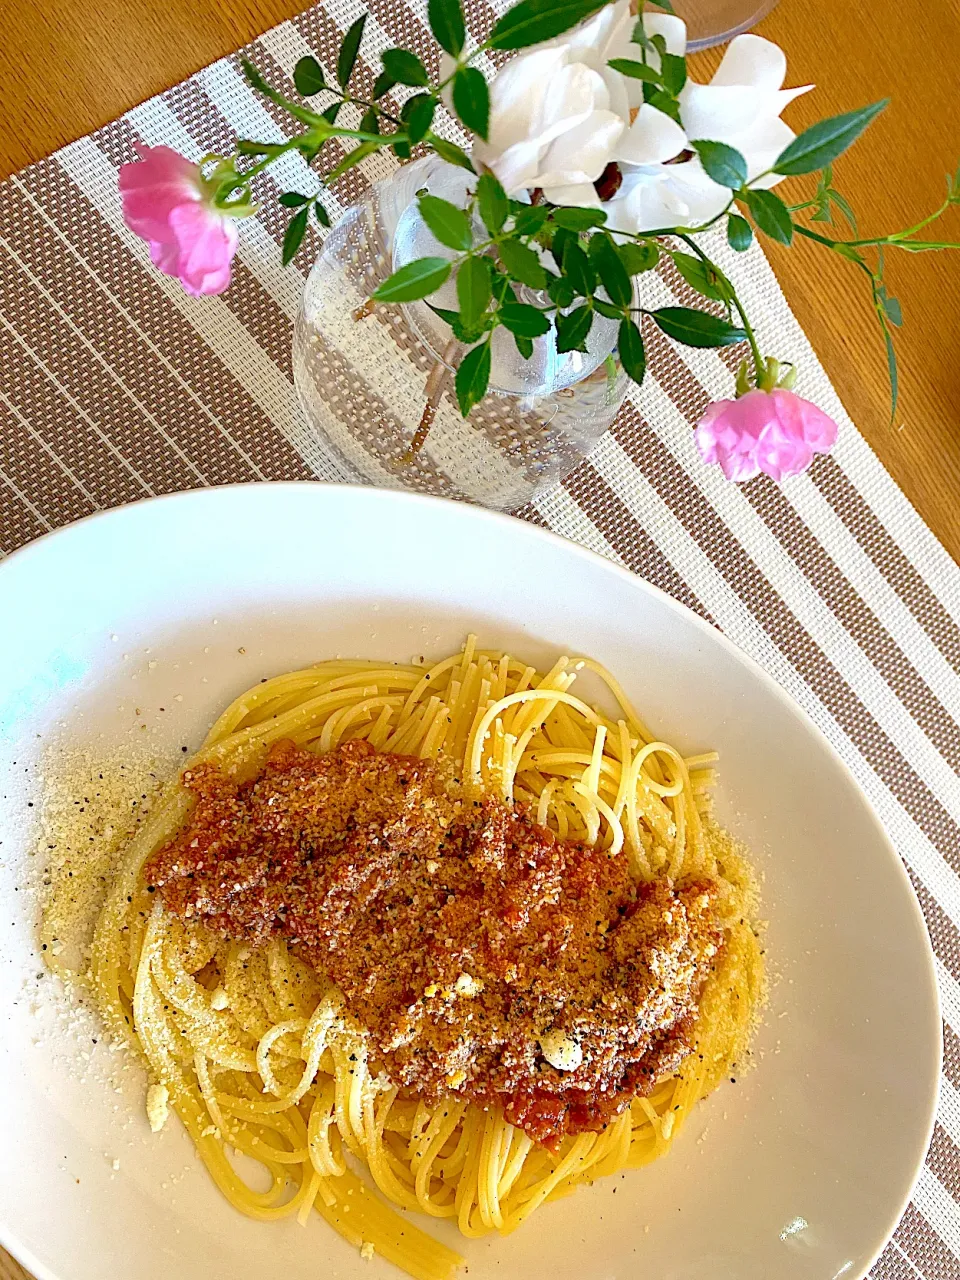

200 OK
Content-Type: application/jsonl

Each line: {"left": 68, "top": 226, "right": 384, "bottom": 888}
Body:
{"left": 0, "top": 1, "right": 958, "bottom": 1268}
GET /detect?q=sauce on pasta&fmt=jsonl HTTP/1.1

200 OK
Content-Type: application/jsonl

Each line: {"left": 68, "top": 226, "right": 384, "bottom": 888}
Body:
{"left": 145, "top": 738, "right": 723, "bottom": 1147}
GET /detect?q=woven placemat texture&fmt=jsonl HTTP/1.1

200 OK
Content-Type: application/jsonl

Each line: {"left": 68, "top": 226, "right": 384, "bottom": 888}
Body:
{"left": 2, "top": 1, "right": 960, "bottom": 1275}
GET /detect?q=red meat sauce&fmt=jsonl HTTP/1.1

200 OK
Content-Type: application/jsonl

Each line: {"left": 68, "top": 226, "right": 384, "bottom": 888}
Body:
{"left": 144, "top": 739, "right": 723, "bottom": 1148}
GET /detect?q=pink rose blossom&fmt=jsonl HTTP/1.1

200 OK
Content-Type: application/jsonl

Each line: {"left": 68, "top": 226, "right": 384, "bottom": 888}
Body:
{"left": 119, "top": 145, "right": 239, "bottom": 297}
{"left": 694, "top": 387, "right": 838, "bottom": 482}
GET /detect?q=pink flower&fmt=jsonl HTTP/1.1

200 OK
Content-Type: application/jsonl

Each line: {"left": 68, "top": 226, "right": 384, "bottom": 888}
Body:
{"left": 119, "top": 145, "right": 239, "bottom": 297}
{"left": 694, "top": 388, "right": 838, "bottom": 482}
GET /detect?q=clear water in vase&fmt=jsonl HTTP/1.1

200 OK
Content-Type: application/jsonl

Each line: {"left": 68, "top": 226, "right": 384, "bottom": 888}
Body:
{"left": 292, "top": 158, "right": 629, "bottom": 512}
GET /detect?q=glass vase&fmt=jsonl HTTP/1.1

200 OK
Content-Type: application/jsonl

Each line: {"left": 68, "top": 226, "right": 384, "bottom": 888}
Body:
{"left": 292, "top": 158, "right": 629, "bottom": 512}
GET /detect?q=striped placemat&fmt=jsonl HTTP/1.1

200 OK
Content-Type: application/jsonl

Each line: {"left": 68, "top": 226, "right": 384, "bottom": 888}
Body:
{"left": 2, "top": 1, "right": 959, "bottom": 1276}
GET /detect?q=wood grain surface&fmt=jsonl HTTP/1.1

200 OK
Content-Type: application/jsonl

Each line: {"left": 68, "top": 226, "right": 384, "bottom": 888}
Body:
{"left": 0, "top": 0, "right": 958, "bottom": 1268}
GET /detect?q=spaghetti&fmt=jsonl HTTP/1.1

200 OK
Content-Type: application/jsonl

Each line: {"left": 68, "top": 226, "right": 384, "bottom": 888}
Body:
{"left": 43, "top": 639, "right": 764, "bottom": 1280}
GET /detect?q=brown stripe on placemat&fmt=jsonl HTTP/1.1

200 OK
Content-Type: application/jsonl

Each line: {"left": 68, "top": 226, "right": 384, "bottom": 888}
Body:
{"left": 0, "top": 471, "right": 54, "bottom": 549}
{"left": 0, "top": 179, "right": 269, "bottom": 489}
{"left": 0, "top": 248, "right": 204, "bottom": 493}
{"left": 0, "top": 321, "right": 146, "bottom": 510}
{"left": 870, "top": 1240, "right": 923, "bottom": 1280}
{"left": 894, "top": 1203, "right": 959, "bottom": 1277}
{"left": 745, "top": 475, "right": 960, "bottom": 772}
{"left": 811, "top": 454, "right": 960, "bottom": 672}
{"left": 17, "top": 159, "right": 313, "bottom": 484}
{"left": 613, "top": 395, "right": 960, "bottom": 861}
{"left": 0, "top": 382, "right": 98, "bottom": 529}
{"left": 943, "top": 1024, "right": 960, "bottom": 1091}
{"left": 563, "top": 458, "right": 714, "bottom": 622}
{"left": 909, "top": 876, "right": 960, "bottom": 991}
{"left": 927, "top": 1124, "right": 960, "bottom": 1205}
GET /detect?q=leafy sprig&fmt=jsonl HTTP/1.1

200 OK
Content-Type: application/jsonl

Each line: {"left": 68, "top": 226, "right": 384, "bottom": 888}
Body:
{"left": 200, "top": 0, "right": 960, "bottom": 422}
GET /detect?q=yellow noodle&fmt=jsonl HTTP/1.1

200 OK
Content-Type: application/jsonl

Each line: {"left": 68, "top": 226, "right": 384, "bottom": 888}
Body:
{"left": 47, "top": 639, "right": 762, "bottom": 1280}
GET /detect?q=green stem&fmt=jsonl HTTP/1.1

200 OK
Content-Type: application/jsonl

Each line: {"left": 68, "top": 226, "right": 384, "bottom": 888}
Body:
{"left": 676, "top": 233, "right": 763, "bottom": 379}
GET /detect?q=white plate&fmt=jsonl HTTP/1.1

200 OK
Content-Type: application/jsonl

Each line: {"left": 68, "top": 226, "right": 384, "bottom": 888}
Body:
{"left": 0, "top": 483, "right": 940, "bottom": 1280}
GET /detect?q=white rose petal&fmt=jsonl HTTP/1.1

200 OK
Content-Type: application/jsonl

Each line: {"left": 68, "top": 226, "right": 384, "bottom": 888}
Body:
{"left": 537, "top": 111, "right": 625, "bottom": 188}
{"left": 540, "top": 182, "right": 602, "bottom": 208}
{"left": 711, "top": 32, "right": 787, "bottom": 91}
{"left": 616, "top": 104, "right": 687, "bottom": 167}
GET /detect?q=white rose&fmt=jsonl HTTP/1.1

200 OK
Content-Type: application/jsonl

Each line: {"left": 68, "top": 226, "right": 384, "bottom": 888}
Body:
{"left": 458, "top": 0, "right": 810, "bottom": 236}
{"left": 604, "top": 30, "right": 812, "bottom": 233}
{"left": 462, "top": 1, "right": 688, "bottom": 207}
{"left": 464, "top": 4, "right": 636, "bottom": 206}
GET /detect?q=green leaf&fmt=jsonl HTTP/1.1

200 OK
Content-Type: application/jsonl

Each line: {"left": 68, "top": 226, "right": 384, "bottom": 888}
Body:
{"left": 430, "top": 305, "right": 487, "bottom": 344}
{"left": 499, "top": 301, "right": 550, "bottom": 337}
{"left": 562, "top": 242, "right": 596, "bottom": 297}
{"left": 428, "top": 0, "right": 465, "bottom": 57}
{"left": 513, "top": 204, "right": 549, "bottom": 235}
{"left": 477, "top": 173, "right": 509, "bottom": 234}
{"left": 498, "top": 238, "right": 548, "bottom": 288}
{"left": 593, "top": 298, "right": 624, "bottom": 319}
{"left": 692, "top": 140, "right": 747, "bottom": 190}
{"left": 279, "top": 191, "right": 310, "bottom": 208}
{"left": 372, "top": 72, "right": 396, "bottom": 99}
{"left": 372, "top": 256, "right": 452, "bottom": 302}
{"left": 455, "top": 342, "right": 491, "bottom": 417}
{"left": 592, "top": 235, "right": 633, "bottom": 307}
{"left": 547, "top": 275, "right": 576, "bottom": 308}
{"left": 878, "top": 285, "right": 902, "bottom": 327}
{"left": 405, "top": 95, "right": 437, "bottom": 145}
{"left": 882, "top": 319, "right": 899, "bottom": 422}
{"left": 773, "top": 100, "right": 888, "bottom": 175}
{"left": 382, "top": 48, "right": 429, "bottom": 87}
{"left": 426, "top": 134, "right": 476, "bottom": 172}
{"left": 241, "top": 58, "right": 271, "bottom": 95}
{"left": 550, "top": 225, "right": 577, "bottom": 271}
{"left": 360, "top": 106, "right": 380, "bottom": 134}
{"left": 659, "top": 52, "right": 686, "bottom": 97}
{"left": 643, "top": 86, "right": 682, "bottom": 125}
{"left": 236, "top": 139, "right": 285, "bottom": 157}
{"left": 556, "top": 305, "right": 594, "bottom": 353}
{"left": 314, "top": 203, "right": 331, "bottom": 228}
{"left": 337, "top": 15, "right": 366, "bottom": 89}
{"left": 326, "top": 139, "right": 382, "bottom": 183}
{"left": 829, "top": 188, "right": 858, "bottom": 234}
{"left": 726, "top": 214, "right": 753, "bottom": 251}
{"left": 418, "top": 193, "right": 473, "bottom": 251}
{"left": 393, "top": 138, "right": 412, "bottom": 161}
{"left": 282, "top": 206, "right": 310, "bottom": 266}
{"left": 671, "top": 251, "right": 726, "bottom": 302}
{"left": 618, "top": 318, "right": 646, "bottom": 384}
{"left": 744, "top": 189, "right": 794, "bottom": 244}
{"left": 453, "top": 67, "right": 490, "bottom": 140}
{"left": 293, "top": 56, "right": 326, "bottom": 96}
{"left": 322, "top": 102, "right": 343, "bottom": 125}
{"left": 457, "top": 256, "right": 492, "bottom": 325}
{"left": 514, "top": 334, "right": 534, "bottom": 359}
{"left": 607, "top": 57, "right": 660, "bottom": 83}
{"left": 651, "top": 307, "right": 746, "bottom": 348}
{"left": 631, "top": 17, "right": 652, "bottom": 48}
{"left": 649, "top": 0, "right": 675, "bottom": 12}
{"left": 490, "top": 0, "right": 610, "bottom": 50}
{"left": 618, "top": 241, "right": 659, "bottom": 274}
{"left": 552, "top": 206, "right": 608, "bottom": 230}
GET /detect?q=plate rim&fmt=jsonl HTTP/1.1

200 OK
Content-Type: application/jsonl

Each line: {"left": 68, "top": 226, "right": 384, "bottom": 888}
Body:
{"left": 0, "top": 480, "right": 943, "bottom": 1280}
